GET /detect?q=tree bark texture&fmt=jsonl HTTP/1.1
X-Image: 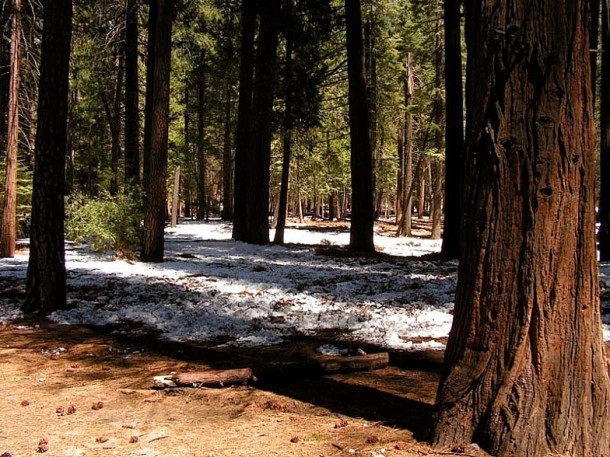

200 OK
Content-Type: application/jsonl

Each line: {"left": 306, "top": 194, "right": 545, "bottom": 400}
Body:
{"left": 0, "top": 0, "right": 21, "bottom": 258}
{"left": 432, "top": 2, "right": 610, "bottom": 455}
{"left": 124, "top": 0, "right": 140, "bottom": 188}
{"left": 243, "top": 0, "right": 280, "bottom": 245}
{"left": 440, "top": 0, "right": 464, "bottom": 258}
{"left": 232, "top": 0, "right": 256, "bottom": 241}
{"left": 345, "top": 0, "right": 375, "bottom": 253}
{"left": 141, "top": 0, "right": 173, "bottom": 262}
{"left": 24, "top": 0, "right": 72, "bottom": 314}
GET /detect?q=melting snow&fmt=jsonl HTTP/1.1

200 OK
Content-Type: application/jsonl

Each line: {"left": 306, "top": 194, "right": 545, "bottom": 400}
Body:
{"left": 1, "top": 220, "right": 609, "bottom": 350}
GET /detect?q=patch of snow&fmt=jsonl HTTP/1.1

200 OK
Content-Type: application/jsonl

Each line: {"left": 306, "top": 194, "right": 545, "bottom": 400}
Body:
{"left": 0, "top": 221, "right": 609, "bottom": 350}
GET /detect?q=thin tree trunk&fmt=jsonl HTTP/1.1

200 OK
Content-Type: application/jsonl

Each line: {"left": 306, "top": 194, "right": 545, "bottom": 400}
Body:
{"left": 124, "top": 0, "right": 140, "bottom": 188}
{"left": 432, "top": 1, "right": 610, "bottom": 454}
{"left": 170, "top": 165, "right": 180, "bottom": 227}
{"left": 232, "top": 0, "right": 256, "bottom": 240}
{"left": 430, "top": 14, "right": 444, "bottom": 241}
{"left": 397, "top": 53, "right": 414, "bottom": 237}
{"left": 0, "top": 0, "right": 21, "bottom": 258}
{"left": 273, "top": 26, "right": 293, "bottom": 244}
{"left": 345, "top": 0, "right": 375, "bottom": 253}
{"left": 0, "top": 7, "right": 9, "bottom": 155}
{"left": 141, "top": 0, "right": 173, "bottom": 262}
{"left": 440, "top": 0, "right": 463, "bottom": 257}
{"left": 196, "top": 49, "right": 207, "bottom": 221}
{"left": 221, "top": 84, "right": 234, "bottom": 220}
{"left": 24, "top": 0, "right": 72, "bottom": 314}
{"left": 418, "top": 158, "right": 427, "bottom": 219}
{"left": 108, "top": 53, "right": 124, "bottom": 196}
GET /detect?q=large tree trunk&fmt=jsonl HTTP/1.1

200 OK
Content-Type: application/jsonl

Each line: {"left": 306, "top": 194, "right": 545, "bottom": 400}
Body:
{"left": 432, "top": 1, "right": 610, "bottom": 455}
{"left": 0, "top": 0, "right": 21, "bottom": 258}
{"left": 124, "top": 0, "right": 140, "bottom": 188}
{"left": 23, "top": 0, "right": 72, "bottom": 314}
{"left": 243, "top": 0, "right": 280, "bottom": 245}
{"left": 141, "top": 0, "right": 173, "bottom": 262}
{"left": 440, "top": 0, "right": 463, "bottom": 258}
{"left": 232, "top": 0, "right": 256, "bottom": 241}
{"left": 345, "top": 0, "right": 375, "bottom": 253}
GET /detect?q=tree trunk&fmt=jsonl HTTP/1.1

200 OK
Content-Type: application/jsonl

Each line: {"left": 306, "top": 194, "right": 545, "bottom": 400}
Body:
{"left": 0, "top": 7, "right": 9, "bottom": 155}
{"left": 0, "top": 0, "right": 21, "bottom": 258}
{"left": 141, "top": 0, "right": 173, "bottom": 262}
{"left": 243, "top": 0, "right": 280, "bottom": 245}
{"left": 23, "top": 0, "right": 72, "bottom": 314}
{"left": 124, "top": 0, "right": 140, "bottom": 188}
{"left": 345, "top": 0, "right": 375, "bottom": 253}
{"left": 432, "top": 2, "right": 610, "bottom": 455}
{"left": 430, "top": 15, "right": 444, "bottom": 241}
{"left": 440, "top": 0, "right": 463, "bottom": 258}
{"left": 170, "top": 165, "right": 180, "bottom": 227}
{"left": 108, "top": 53, "right": 123, "bottom": 196}
{"left": 418, "top": 158, "right": 426, "bottom": 219}
{"left": 397, "top": 54, "right": 414, "bottom": 237}
{"left": 196, "top": 49, "right": 207, "bottom": 221}
{"left": 221, "top": 84, "right": 234, "bottom": 221}
{"left": 273, "top": 17, "right": 293, "bottom": 245}
{"left": 232, "top": 0, "right": 256, "bottom": 241}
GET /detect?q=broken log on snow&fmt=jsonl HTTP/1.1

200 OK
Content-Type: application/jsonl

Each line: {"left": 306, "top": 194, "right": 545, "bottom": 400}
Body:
{"left": 153, "top": 353, "right": 390, "bottom": 388}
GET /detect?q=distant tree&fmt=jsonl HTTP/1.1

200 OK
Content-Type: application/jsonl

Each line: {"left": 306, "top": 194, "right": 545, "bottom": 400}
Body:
{"left": 124, "top": 0, "right": 140, "bottom": 188}
{"left": 345, "top": 0, "right": 375, "bottom": 253}
{"left": 432, "top": 1, "right": 610, "bottom": 455}
{"left": 23, "top": 0, "right": 72, "bottom": 314}
{"left": 141, "top": 0, "right": 174, "bottom": 262}
{"left": 0, "top": 0, "right": 22, "bottom": 258}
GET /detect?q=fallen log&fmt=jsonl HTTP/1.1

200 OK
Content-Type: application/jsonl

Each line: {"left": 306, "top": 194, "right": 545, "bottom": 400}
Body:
{"left": 154, "top": 368, "right": 256, "bottom": 388}
{"left": 313, "top": 352, "right": 389, "bottom": 373}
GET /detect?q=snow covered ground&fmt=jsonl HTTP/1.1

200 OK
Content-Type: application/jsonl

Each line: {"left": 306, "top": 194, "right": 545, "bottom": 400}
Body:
{"left": 1, "top": 220, "right": 609, "bottom": 351}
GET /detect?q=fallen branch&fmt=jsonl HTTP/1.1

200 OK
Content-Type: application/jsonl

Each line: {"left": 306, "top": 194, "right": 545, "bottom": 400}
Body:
{"left": 153, "top": 353, "right": 389, "bottom": 389}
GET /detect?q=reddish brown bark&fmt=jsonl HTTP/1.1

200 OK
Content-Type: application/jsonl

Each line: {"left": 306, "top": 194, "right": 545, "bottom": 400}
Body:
{"left": 432, "top": 1, "right": 610, "bottom": 456}
{"left": 0, "top": 0, "right": 21, "bottom": 258}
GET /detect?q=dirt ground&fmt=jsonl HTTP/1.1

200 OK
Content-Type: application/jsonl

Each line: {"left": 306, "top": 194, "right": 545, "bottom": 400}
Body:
{"left": 0, "top": 321, "right": 490, "bottom": 457}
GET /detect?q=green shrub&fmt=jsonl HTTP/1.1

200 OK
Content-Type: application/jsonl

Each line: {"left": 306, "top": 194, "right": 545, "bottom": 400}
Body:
{"left": 65, "top": 191, "right": 143, "bottom": 256}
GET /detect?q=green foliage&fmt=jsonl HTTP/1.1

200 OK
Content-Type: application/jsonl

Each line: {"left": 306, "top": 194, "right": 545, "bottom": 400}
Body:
{"left": 65, "top": 191, "right": 143, "bottom": 255}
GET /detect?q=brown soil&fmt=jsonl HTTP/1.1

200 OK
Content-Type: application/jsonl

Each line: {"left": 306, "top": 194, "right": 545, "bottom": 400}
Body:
{"left": 0, "top": 322, "right": 489, "bottom": 457}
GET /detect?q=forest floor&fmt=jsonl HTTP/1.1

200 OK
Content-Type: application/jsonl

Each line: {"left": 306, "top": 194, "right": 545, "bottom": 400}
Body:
{"left": 0, "top": 321, "right": 491, "bottom": 457}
